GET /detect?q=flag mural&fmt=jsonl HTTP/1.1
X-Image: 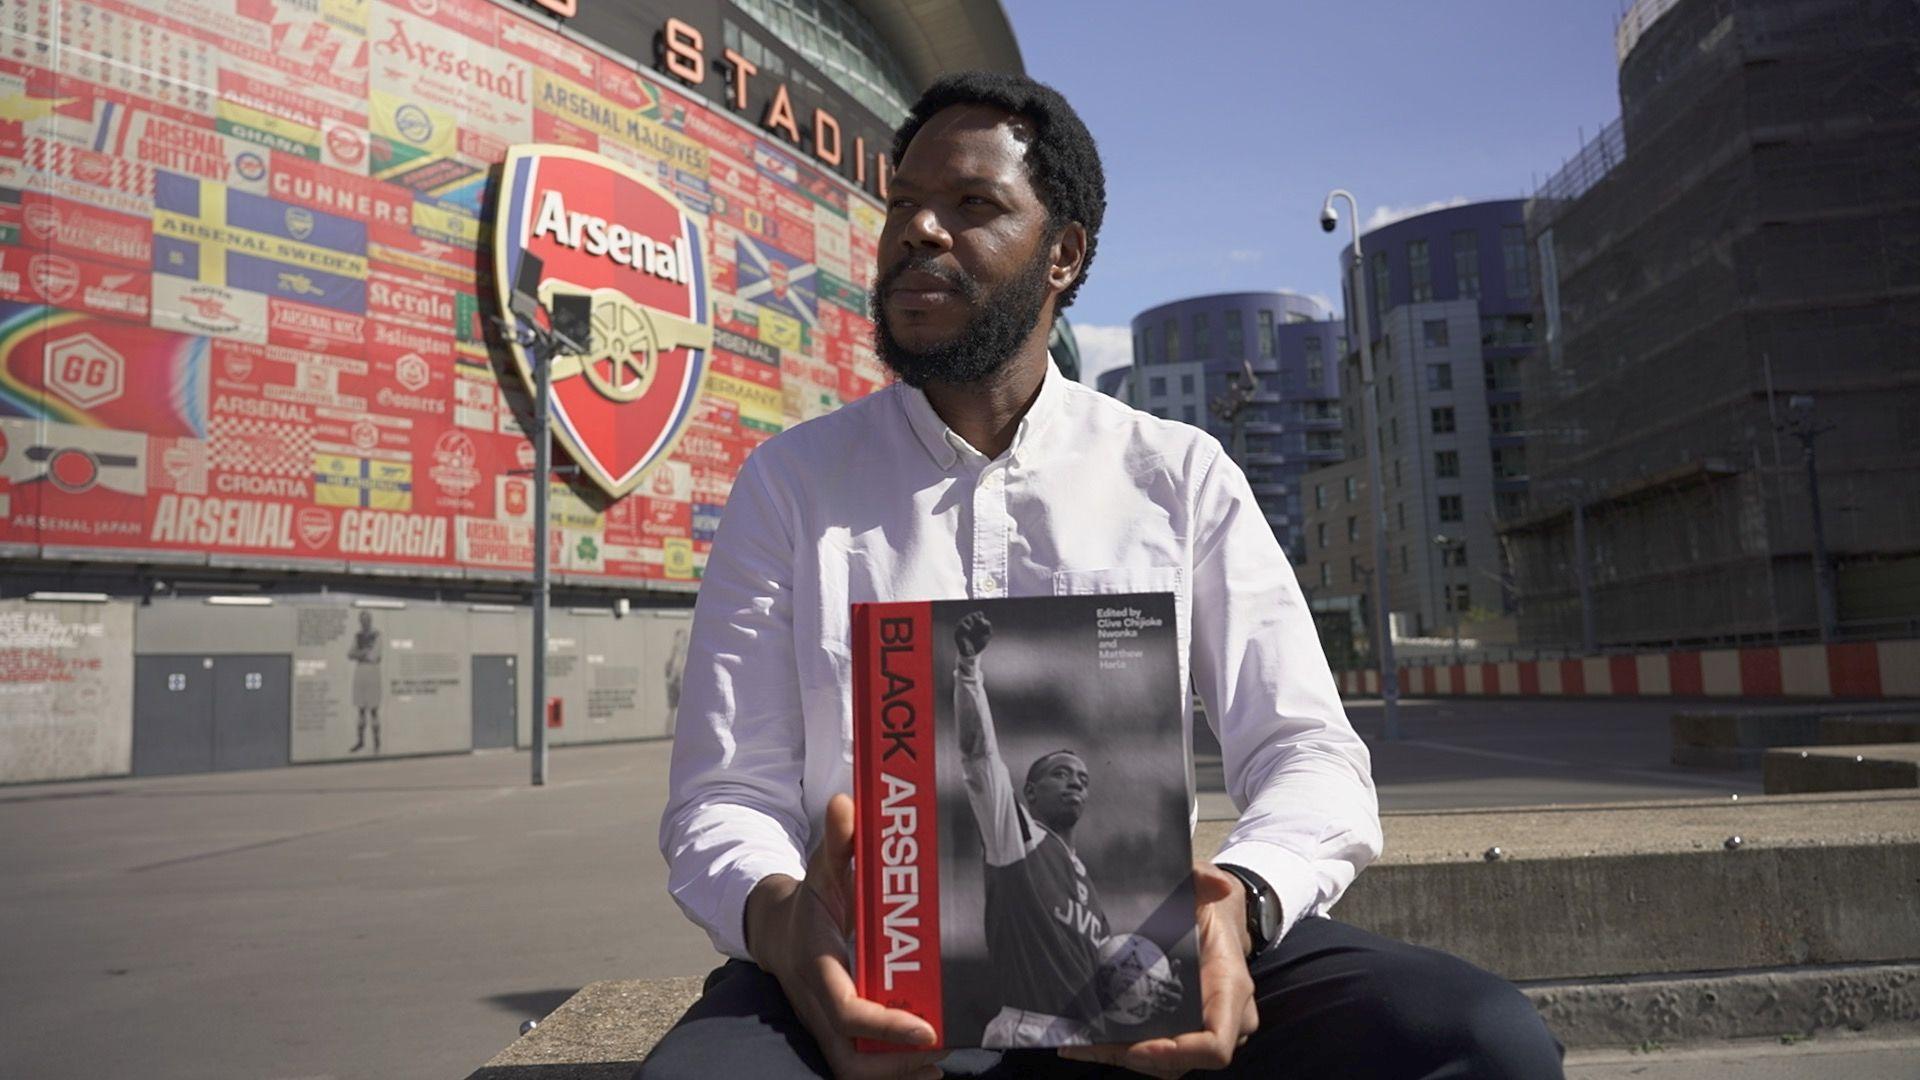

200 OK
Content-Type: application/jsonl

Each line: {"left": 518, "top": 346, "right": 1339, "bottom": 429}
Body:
{"left": 0, "top": 0, "right": 888, "bottom": 586}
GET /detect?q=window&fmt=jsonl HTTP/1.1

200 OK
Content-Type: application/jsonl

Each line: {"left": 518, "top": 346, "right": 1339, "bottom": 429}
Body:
{"left": 1390, "top": 416, "right": 1400, "bottom": 446}
{"left": 1481, "top": 314, "right": 1536, "bottom": 348}
{"left": 1257, "top": 310, "right": 1275, "bottom": 357}
{"left": 1224, "top": 309, "right": 1244, "bottom": 358}
{"left": 1408, "top": 239, "right": 1432, "bottom": 302}
{"left": 1316, "top": 522, "right": 1327, "bottom": 548}
{"left": 1349, "top": 555, "right": 1362, "bottom": 584}
{"left": 1496, "top": 491, "right": 1529, "bottom": 518}
{"left": 1484, "top": 356, "right": 1523, "bottom": 391}
{"left": 1426, "top": 363, "right": 1453, "bottom": 391}
{"left": 1314, "top": 483, "right": 1326, "bottom": 510}
{"left": 1386, "top": 372, "right": 1395, "bottom": 403}
{"left": 1305, "top": 336, "right": 1324, "bottom": 388}
{"left": 1438, "top": 494, "right": 1463, "bottom": 522}
{"left": 1164, "top": 318, "right": 1180, "bottom": 362}
{"left": 1422, "top": 319, "right": 1449, "bottom": 348}
{"left": 1400, "top": 545, "right": 1409, "bottom": 573}
{"left": 1442, "top": 543, "right": 1468, "bottom": 567}
{"left": 1133, "top": 331, "right": 1144, "bottom": 364}
{"left": 1319, "top": 562, "right": 1331, "bottom": 587}
{"left": 1453, "top": 230, "right": 1480, "bottom": 299}
{"left": 1449, "top": 583, "right": 1472, "bottom": 612}
{"left": 1502, "top": 224, "right": 1532, "bottom": 298}
{"left": 1180, "top": 374, "right": 1195, "bottom": 395}
{"left": 1345, "top": 476, "right": 1358, "bottom": 501}
{"left": 1346, "top": 515, "right": 1359, "bottom": 542}
{"left": 1397, "top": 502, "right": 1406, "bottom": 529}
{"left": 1492, "top": 445, "right": 1527, "bottom": 479}
{"left": 1370, "top": 251, "right": 1389, "bottom": 322}
{"left": 1431, "top": 407, "right": 1456, "bottom": 434}
{"left": 1193, "top": 313, "right": 1210, "bottom": 357}
{"left": 1489, "top": 402, "right": 1524, "bottom": 435}
{"left": 1393, "top": 458, "right": 1402, "bottom": 486}
{"left": 1434, "top": 450, "right": 1460, "bottom": 478}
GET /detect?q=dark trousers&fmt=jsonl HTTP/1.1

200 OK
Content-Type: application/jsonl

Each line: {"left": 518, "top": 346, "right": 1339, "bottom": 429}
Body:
{"left": 637, "top": 918, "right": 1564, "bottom": 1079}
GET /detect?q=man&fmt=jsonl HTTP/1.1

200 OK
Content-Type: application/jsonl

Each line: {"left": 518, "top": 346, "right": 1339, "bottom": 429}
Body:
{"left": 648, "top": 72, "right": 1563, "bottom": 1079}
{"left": 950, "top": 611, "right": 1179, "bottom": 1049}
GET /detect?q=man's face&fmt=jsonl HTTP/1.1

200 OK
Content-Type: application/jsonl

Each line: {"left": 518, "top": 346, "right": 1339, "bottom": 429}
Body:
{"left": 1024, "top": 752, "right": 1090, "bottom": 832}
{"left": 871, "top": 104, "right": 1075, "bottom": 387}
{"left": 359, "top": 612, "right": 373, "bottom": 631}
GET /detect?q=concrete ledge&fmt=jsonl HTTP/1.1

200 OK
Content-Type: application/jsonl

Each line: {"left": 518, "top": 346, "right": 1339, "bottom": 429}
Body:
{"left": 472, "top": 793, "right": 1920, "bottom": 1075}
{"left": 1525, "top": 962, "right": 1920, "bottom": 1049}
{"left": 1671, "top": 704, "right": 1920, "bottom": 770}
{"left": 1766, "top": 744, "right": 1920, "bottom": 794}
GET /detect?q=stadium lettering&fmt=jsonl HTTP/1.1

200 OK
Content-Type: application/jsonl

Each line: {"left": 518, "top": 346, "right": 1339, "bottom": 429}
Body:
{"left": 377, "top": 387, "right": 448, "bottom": 414}
{"left": 271, "top": 172, "right": 409, "bottom": 226}
{"left": 375, "top": 18, "right": 529, "bottom": 104}
{"left": 151, "top": 495, "right": 295, "bottom": 549}
{"left": 216, "top": 474, "right": 309, "bottom": 498}
{"left": 530, "top": 189, "right": 690, "bottom": 283}
{"left": 877, "top": 616, "right": 917, "bottom": 762}
{"left": 339, "top": 510, "right": 448, "bottom": 559}
{"left": 878, "top": 771, "right": 922, "bottom": 991}
{"left": 213, "top": 395, "right": 310, "bottom": 423}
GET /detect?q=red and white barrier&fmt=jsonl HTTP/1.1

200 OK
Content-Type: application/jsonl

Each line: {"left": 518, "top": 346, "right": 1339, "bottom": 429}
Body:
{"left": 1336, "top": 640, "right": 1920, "bottom": 700}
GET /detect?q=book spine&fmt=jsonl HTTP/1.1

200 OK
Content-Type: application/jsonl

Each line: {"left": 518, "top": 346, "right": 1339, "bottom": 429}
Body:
{"left": 852, "top": 600, "right": 943, "bottom": 1049}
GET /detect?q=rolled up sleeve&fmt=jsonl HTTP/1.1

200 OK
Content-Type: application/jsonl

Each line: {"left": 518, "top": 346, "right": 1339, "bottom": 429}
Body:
{"left": 1188, "top": 446, "right": 1382, "bottom": 941}
{"left": 658, "top": 456, "right": 810, "bottom": 959}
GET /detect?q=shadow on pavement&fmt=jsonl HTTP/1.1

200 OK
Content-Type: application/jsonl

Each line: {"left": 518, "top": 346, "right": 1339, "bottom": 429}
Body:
{"left": 486, "top": 988, "right": 583, "bottom": 1020}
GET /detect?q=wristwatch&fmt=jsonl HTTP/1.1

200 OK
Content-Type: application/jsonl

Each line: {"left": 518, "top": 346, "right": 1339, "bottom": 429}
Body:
{"left": 1216, "top": 863, "right": 1280, "bottom": 958}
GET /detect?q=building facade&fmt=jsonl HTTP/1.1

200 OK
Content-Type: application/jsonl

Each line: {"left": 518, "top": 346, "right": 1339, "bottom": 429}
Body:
{"left": 1301, "top": 200, "right": 1534, "bottom": 646}
{"left": 1507, "top": 0, "right": 1920, "bottom": 647}
{"left": 0, "top": 0, "right": 1022, "bottom": 783}
{"left": 1109, "top": 292, "right": 1344, "bottom": 560}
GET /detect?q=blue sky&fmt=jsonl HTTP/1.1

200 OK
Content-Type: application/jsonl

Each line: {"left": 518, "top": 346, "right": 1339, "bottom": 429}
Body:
{"left": 1000, "top": 1, "right": 1627, "bottom": 383}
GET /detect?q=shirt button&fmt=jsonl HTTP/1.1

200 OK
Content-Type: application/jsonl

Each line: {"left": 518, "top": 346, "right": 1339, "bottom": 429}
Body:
{"left": 978, "top": 578, "right": 999, "bottom": 596}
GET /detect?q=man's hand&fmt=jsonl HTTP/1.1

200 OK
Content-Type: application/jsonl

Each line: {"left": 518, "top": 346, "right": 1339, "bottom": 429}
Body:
{"left": 1060, "top": 864, "right": 1260, "bottom": 1078}
{"left": 954, "top": 611, "right": 993, "bottom": 658}
{"left": 744, "top": 793, "right": 946, "bottom": 1080}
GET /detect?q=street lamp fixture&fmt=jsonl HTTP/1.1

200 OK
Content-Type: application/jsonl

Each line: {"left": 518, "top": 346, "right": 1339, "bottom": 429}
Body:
{"left": 1433, "top": 534, "right": 1461, "bottom": 665}
{"left": 1778, "top": 394, "right": 1838, "bottom": 642}
{"left": 501, "top": 253, "right": 593, "bottom": 786}
{"left": 1320, "top": 189, "right": 1400, "bottom": 739}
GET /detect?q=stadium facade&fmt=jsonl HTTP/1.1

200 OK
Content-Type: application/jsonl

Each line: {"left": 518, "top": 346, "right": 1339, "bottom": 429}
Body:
{"left": 1506, "top": 0, "right": 1920, "bottom": 648}
{"left": 1099, "top": 291, "right": 1344, "bottom": 561}
{"left": 0, "top": 0, "right": 1022, "bottom": 782}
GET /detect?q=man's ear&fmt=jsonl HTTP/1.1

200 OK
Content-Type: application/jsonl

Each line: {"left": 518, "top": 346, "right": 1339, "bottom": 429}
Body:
{"left": 1049, "top": 221, "right": 1087, "bottom": 295}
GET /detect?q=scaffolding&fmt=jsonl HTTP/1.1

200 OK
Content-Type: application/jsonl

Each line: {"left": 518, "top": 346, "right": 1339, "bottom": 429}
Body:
{"left": 1508, "top": 0, "right": 1920, "bottom": 648}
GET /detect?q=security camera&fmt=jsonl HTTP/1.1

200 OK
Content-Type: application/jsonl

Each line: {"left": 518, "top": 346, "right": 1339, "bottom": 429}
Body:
{"left": 1319, "top": 206, "right": 1339, "bottom": 233}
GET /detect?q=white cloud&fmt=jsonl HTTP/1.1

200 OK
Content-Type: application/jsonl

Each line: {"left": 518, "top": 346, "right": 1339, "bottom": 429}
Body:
{"left": 1361, "top": 195, "right": 1470, "bottom": 233}
{"left": 1276, "top": 287, "right": 1339, "bottom": 320}
{"left": 1069, "top": 322, "right": 1133, "bottom": 388}
{"left": 1225, "top": 249, "right": 1263, "bottom": 264}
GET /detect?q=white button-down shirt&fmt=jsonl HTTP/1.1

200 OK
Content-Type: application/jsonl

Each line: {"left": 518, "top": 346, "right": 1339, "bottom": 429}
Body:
{"left": 661, "top": 362, "right": 1381, "bottom": 960}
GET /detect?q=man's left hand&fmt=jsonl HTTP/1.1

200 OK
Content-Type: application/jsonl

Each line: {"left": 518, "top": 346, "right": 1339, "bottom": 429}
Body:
{"left": 1059, "top": 863, "right": 1260, "bottom": 1077}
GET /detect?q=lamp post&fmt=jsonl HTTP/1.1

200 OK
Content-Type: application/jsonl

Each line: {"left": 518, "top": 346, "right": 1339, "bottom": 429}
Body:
{"left": 1434, "top": 534, "right": 1461, "bottom": 665}
{"left": 1321, "top": 190, "right": 1399, "bottom": 739}
{"left": 502, "top": 255, "right": 591, "bottom": 786}
{"left": 1779, "top": 394, "right": 1838, "bottom": 642}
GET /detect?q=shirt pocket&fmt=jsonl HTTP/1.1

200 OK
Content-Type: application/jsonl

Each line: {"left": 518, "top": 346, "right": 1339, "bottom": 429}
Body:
{"left": 1052, "top": 565, "right": 1184, "bottom": 599}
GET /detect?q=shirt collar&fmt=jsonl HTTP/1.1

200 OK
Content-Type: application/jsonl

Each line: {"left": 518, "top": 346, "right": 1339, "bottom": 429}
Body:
{"left": 897, "top": 359, "right": 1068, "bottom": 471}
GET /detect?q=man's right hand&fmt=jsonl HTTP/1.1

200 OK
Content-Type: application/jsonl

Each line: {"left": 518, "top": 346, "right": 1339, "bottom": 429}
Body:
{"left": 954, "top": 611, "right": 993, "bottom": 658}
{"left": 744, "top": 793, "right": 945, "bottom": 1080}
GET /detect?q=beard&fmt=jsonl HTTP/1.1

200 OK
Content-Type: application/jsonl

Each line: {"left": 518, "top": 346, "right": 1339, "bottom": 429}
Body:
{"left": 871, "top": 242, "right": 1054, "bottom": 389}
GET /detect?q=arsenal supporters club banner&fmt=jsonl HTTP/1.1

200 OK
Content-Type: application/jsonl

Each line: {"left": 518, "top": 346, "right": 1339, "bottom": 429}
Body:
{"left": 0, "top": 0, "right": 890, "bottom": 585}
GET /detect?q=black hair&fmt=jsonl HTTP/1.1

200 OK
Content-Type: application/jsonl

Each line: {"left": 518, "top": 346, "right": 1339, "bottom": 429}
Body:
{"left": 1025, "top": 748, "right": 1085, "bottom": 787}
{"left": 890, "top": 71, "right": 1106, "bottom": 312}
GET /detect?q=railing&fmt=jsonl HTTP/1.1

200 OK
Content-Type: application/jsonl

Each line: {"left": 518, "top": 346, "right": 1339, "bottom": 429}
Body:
{"left": 1535, "top": 117, "right": 1626, "bottom": 204}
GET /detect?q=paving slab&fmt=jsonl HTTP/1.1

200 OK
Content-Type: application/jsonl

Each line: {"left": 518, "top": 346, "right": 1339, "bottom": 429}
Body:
{"left": 1670, "top": 702, "right": 1920, "bottom": 770}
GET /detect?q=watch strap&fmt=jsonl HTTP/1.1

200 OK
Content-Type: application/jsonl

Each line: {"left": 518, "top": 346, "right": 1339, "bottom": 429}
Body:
{"left": 1215, "top": 862, "right": 1276, "bottom": 957}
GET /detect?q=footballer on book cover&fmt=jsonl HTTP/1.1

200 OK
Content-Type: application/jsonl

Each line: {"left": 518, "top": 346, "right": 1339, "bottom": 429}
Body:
{"left": 852, "top": 593, "right": 1199, "bottom": 1050}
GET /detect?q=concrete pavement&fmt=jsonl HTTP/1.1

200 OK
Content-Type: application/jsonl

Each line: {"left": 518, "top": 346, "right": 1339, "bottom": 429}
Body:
{"left": 0, "top": 696, "right": 1869, "bottom": 1079}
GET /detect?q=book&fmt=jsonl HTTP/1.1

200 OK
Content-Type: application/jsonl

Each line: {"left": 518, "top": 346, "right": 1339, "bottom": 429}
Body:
{"left": 851, "top": 593, "right": 1200, "bottom": 1050}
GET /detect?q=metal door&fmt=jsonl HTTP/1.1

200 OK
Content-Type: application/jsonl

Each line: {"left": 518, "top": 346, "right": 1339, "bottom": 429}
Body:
{"left": 211, "top": 656, "right": 291, "bottom": 772}
{"left": 132, "top": 656, "right": 214, "bottom": 776}
{"left": 471, "top": 655, "right": 518, "bottom": 749}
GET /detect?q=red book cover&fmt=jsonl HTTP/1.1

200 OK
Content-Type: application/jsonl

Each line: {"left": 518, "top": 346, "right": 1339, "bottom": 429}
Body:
{"left": 853, "top": 594, "right": 1199, "bottom": 1050}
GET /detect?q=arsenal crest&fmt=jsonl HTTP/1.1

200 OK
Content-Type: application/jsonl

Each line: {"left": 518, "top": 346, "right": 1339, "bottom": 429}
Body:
{"left": 493, "top": 145, "right": 712, "bottom": 499}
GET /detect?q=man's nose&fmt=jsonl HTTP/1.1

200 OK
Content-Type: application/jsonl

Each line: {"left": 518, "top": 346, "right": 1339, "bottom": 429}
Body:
{"left": 900, "top": 206, "right": 951, "bottom": 250}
